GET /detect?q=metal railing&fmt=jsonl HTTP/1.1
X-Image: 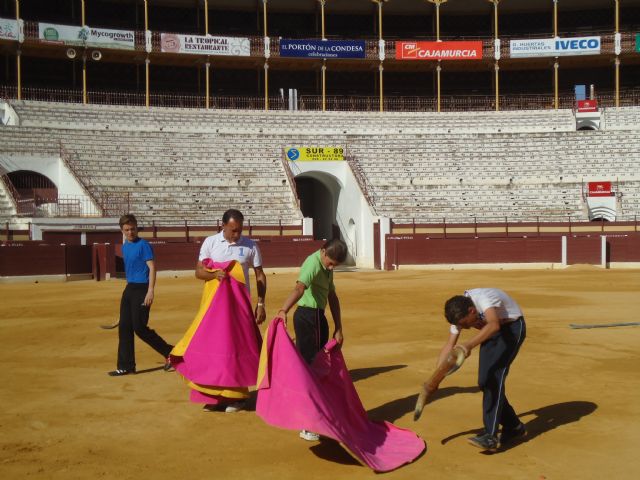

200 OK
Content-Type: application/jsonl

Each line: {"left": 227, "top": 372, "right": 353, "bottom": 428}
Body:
{"left": 5, "top": 85, "right": 639, "bottom": 112}
{"left": 344, "top": 154, "right": 377, "bottom": 212}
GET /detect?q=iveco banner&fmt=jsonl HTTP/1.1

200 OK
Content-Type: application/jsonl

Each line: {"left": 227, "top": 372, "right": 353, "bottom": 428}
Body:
{"left": 279, "top": 39, "right": 366, "bottom": 59}
{"left": 510, "top": 36, "right": 601, "bottom": 58}
{"left": 396, "top": 41, "right": 483, "bottom": 60}
{"left": 161, "top": 34, "right": 250, "bottom": 56}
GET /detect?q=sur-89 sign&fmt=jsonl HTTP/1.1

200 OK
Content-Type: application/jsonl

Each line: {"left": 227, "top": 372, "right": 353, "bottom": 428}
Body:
{"left": 286, "top": 147, "right": 345, "bottom": 161}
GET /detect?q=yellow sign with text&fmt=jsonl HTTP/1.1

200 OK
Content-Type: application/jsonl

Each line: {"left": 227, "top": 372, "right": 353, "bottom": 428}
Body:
{"left": 286, "top": 147, "right": 344, "bottom": 162}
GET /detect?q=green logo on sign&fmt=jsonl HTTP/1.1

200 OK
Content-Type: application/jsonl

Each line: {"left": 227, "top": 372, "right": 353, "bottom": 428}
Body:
{"left": 636, "top": 33, "right": 640, "bottom": 52}
{"left": 43, "top": 27, "right": 59, "bottom": 41}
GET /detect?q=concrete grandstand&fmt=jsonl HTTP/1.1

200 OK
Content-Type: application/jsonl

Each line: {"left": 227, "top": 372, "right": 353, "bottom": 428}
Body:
{"left": 1, "top": 0, "right": 639, "bottom": 273}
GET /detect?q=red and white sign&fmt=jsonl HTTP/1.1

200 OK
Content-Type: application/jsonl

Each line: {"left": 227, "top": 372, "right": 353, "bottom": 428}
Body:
{"left": 396, "top": 41, "right": 483, "bottom": 60}
{"left": 577, "top": 100, "right": 598, "bottom": 112}
{"left": 588, "top": 182, "right": 612, "bottom": 197}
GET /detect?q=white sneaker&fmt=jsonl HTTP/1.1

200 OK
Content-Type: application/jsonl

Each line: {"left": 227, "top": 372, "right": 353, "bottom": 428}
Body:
{"left": 224, "top": 401, "right": 246, "bottom": 413}
{"left": 299, "top": 430, "right": 320, "bottom": 441}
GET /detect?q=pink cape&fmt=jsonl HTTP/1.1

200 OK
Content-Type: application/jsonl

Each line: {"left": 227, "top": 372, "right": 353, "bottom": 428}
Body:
{"left": 171, "top": 259, "right": 262, "bottom": 394}
{"left": 256, "top": 319, "right": 425, "bottom": 472}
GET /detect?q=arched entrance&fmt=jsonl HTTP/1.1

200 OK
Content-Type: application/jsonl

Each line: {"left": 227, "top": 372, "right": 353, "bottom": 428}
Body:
{"left": 294, "top": 172, "right": 340, "bottom": 242}
{"left": 6, "top": 170, "right": 58, "bottom": 205}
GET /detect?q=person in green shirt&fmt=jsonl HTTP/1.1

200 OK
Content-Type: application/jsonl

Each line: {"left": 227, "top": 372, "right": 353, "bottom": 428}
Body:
{"left": 275, "top": 238, "right": 348, "bottom": 441}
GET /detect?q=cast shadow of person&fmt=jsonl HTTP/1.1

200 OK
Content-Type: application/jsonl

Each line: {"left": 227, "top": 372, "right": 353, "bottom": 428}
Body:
{"left": 349, "top": 364, "right": 407, "bottom": 383}
{"left": 441, "top": 400, "right": 598, "bottom": 453}
{"left": 368, "top": 385, "right": 480, "bottom": 424}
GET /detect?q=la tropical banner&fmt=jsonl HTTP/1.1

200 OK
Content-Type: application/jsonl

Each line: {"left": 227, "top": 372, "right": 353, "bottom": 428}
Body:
{"left": 510, "top": 36, "right": 600, "bottom": 58}
{"left": 39, "top": 23, "right": 135, "bottom": 50}
{"left": 0, "top": 17, "right": 20, "bottom": 41}
{"left": 286, "top": 147, "right": 345, "bottom": 162}
{"left": 396, "top": 41, "right": 483, "bottom": 60}
{"left": 279, "top": 39, "right": 366, "bottom": 59}
{"left": 161, "top": 33, "right": 250, "bottom": 56}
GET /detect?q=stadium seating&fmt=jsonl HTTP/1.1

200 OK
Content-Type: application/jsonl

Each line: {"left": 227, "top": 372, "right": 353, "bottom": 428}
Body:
{"left": 1, "top": 100, "right": 639, "bottom": 226}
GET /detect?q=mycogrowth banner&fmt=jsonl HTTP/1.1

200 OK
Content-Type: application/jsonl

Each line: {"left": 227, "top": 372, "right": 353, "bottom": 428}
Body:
{"left": 286, "top": 147, "right": 345, "bottom": 162}
{"left": 161, "top": 33, "right": 250, "bottom": 56}
{"left": 279, "top": 39, "right": 366, "bottom": 59}
{"left": 396, "top": 41, "right": 483, "bottom": 60}
{"left": 39, "top": 23, "right": 135, "bottom": 50}
{"left": 510, "top": 36, "right": 600, "bottom": 58}
{"left": 0, "top": 17, "right": 20, "bottom": 41}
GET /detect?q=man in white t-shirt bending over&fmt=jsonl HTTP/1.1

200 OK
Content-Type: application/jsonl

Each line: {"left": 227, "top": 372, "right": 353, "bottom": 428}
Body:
{"left": 438, "top": 288, "right": 526, "bottom": 451}
{"left": 196, "top": 209, "right": 267, "bottom": 325}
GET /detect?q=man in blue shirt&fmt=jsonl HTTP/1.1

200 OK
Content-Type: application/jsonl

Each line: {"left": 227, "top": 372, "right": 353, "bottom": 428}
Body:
{"left": 108, "top": 214, "right": 173, "bottom": 376}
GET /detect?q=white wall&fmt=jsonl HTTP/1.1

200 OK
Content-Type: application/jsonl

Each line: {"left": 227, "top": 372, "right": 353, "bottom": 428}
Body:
{"left": 289, "top": 160, "right": 377, "bottom": 268}
{"left": 0, "top": 154, "right": 91, "bottom": 199}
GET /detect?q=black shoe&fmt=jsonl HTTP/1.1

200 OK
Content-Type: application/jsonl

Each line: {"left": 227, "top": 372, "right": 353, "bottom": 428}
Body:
{"left": 202, "top": 404, "right": 223, "bottom": 412}
{"left": 108, "top": 368, "right": 135, "bottom": 377}
{"left": 163, "top": 357, "right": 174, "bottom": 372}
{"left": 468, "top": 433, "right": 499, "bottom": 450}
{"left": 499, "top": 423, "right": 526, "bottom": 446}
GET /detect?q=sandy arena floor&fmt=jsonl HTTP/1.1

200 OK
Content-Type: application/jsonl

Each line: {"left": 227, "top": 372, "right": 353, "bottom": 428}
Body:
{"left": 1, "top": 267, "right": 639, "bottom": 479}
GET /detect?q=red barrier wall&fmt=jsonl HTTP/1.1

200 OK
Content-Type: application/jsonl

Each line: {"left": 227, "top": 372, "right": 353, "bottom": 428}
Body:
{"left": 606, "top": 235, "right": 640, "bottom": 262}
{"left": 385, "top": 236, "right": 562, "bottom": 270}
{"left": 0, "top": 244, "right": 67, "bottom": 276}
{"left": 566, "top": 236, "right": 601, "bottom": 265}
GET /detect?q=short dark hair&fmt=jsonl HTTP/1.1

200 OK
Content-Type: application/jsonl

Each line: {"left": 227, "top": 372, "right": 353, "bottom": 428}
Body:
{"left": 322, "top": 238, "right": 348, "bottom": 263}
{"left": 444, "top": 295, "right": 474, "bottom": 325}
{"left": 222, "top": 209, "right": 244, "bottom": 224}
{"left": 119, "top": 214, "right": 137, "bottom": 228}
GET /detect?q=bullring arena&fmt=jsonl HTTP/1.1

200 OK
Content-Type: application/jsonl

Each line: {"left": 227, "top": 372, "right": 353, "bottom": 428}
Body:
{"left": 1, "top": 0, "right": 640, "bottom": 478}
{"left": 1, "top": 267, "right": 639, "bottom": 479}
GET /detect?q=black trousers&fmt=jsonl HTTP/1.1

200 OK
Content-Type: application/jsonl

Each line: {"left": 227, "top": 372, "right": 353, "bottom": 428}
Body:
{"left": 117, "top": 283, "right": 173, "bottom": 371}
{"left": 478, "top": 317, "right": 526, "bottom": 436}
{"left": 293, "top": 306, "right": 329, "bottom": 365}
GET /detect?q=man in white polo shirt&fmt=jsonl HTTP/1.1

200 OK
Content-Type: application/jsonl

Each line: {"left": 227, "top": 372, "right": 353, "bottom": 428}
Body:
{"left": 195, "top": 209, "right": 267, "bottom": 412}
{"left": 197, "top": 209, "right": 267, "bottom": 313}
{"left": 437, "top": 288, "right": 526, "bottom": 451}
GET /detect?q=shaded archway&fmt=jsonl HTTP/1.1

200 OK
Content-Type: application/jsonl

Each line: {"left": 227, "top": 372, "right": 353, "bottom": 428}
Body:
{"left": 6, "top": 170, "right": 58, "bottom": 205}
{"left": 294, "top": 172, "right": 340, "bottom": 241}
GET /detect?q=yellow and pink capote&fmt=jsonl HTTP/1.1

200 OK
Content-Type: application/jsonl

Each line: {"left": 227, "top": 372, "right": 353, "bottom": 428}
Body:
{"left": 256, "top": 318, "right": 426, "bottom": 472}
{"left": 170, "top": 259, "right": 262, "bottom": 405}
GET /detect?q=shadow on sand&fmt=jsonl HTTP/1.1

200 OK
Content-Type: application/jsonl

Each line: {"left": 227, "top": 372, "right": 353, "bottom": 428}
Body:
{"left": 368, "top": 386, "right": 480, "bottom": 423}
{"left": 349, "top": 364, "right": 407, "bottom": 383}
{"left": 441, "top": 400, "right": 598, "bottom": 453}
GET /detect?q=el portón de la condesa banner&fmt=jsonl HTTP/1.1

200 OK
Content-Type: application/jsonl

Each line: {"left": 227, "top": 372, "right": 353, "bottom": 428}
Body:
{"left": 510, "top": 36, "right": 601, "bottom": 58}
{"left": 286, "top": 147, "right": 345, "bottom": 162}
{"left": 160, "top": 33, "right": 250, "bottom": 56}
{"left": 279, "top": 39, "right": 366, "bottom": 59}
{"left": 395, "top": 41, "right": 483, "bottom": 60}
{"left": 39, "top": 22, "right": 135, "bottom": 50}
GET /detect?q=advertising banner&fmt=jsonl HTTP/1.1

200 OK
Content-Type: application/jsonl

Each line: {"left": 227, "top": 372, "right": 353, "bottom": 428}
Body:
{"left": 279, "top": 39, "right": 366, "bottom": 59}
{"left": 576, "top": 100, "right": 598, "bottom": 113}
{"left": 286, "top": 147, "right": 345, "bottom": 162}
{"left": 588, "top": 182, "right": 612, "bottom": 197}
{"left": 510, "top": 36, "right": 600, "bottom": 58}
{"left": 161, "top": 33, "right": 250, "bottom": 56}
{"left": 636, "top": 33, "right": 640, "bottom": 52}
{"left": 39, "top": 23, "right": 135, "bottom": 50}
{"left": 396, "top": 41, "right": 483, "bottom": 60}
{"left": 0, "top": 17, "right": 19, "bottom": 41}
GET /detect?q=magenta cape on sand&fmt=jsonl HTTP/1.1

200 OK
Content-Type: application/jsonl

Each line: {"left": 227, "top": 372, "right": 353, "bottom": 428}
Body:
{"left": 171, "top": 259, "right": 262, "bottom": 396}
{"left": 256, "top": 319, "right": 426, "bottom": 472}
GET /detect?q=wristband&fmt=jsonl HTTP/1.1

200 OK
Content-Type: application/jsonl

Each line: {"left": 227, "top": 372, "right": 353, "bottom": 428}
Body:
{"left": 257, "top": 303, "right": 264, "bottom": 307}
